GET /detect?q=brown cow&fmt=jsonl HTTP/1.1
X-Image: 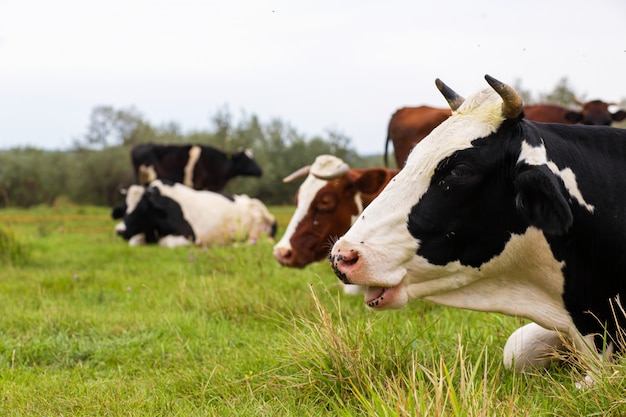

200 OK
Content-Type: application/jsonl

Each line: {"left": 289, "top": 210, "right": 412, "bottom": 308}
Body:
{"left": 273, "top": 155, "right": 398, "bottom": 269}
{"left": 386, "top": 100, "right": 626, "bottom": 168}
{"left": 524, "top": 101, "right": 626, "bottom": 125}
{"left": 384, "top": 106, "right": 451, "bottom": 168}
{"left": 523, "top": 103, "right": 580, "bottom": 124}
{"left": 572, "top": 99, "right": 626, "bottom": 125}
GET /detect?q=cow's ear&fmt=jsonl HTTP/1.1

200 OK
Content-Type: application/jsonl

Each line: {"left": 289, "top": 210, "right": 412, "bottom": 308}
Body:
{"left": 348, "top": 169, "right": 390, "bottom": 195}
{"left": 564, "top": 111, "right": 583, "bottom": 123}
{"left": 612, "top": 110, "right": 626, "bottom": 122}
{"left": 514, "top": 164, "right": 573, "bottom": 235}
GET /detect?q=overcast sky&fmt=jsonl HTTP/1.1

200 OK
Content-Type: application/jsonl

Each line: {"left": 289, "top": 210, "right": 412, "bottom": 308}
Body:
{"left": 1, "top": 0, "right": 625, "bottom": 155}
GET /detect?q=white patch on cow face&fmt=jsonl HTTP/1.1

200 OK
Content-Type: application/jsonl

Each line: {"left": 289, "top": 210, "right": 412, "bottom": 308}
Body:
{"left": 517, "top": 141, "right": 546, "bottom": 166}
{"left": 184, "top": 145, "right": 201, "bottom": 187}
{"left": 518, "top": 141, "right": 595, "bottom": 213}
{"left": 274, "top": 174, "right": 328, "bottom": 253}
{"left": 114, "top": 185, "right": 146, "bottom": 236}
{"left": 331, "top": 88, "right": 505, "bottom": 289}
{"left": 549, "top": 164, "right": 595, "bottom": 213}
{"left": 125, "top": 185, "right": 147, "bottom": 214}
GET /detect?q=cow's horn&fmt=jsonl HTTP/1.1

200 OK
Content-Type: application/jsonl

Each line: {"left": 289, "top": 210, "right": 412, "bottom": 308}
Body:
{"left": 309, "top": 155, "right": 349, "bottom": 180}
{"left": 283, "top": 165, "right": 311, "bottom": 183}
{"left": 485, "top": 75, "right": 523, "bottom": 119}
{"left": 573, "top": 97, "right": 585, "bottom": 107}
{"left": 435, "top": 79, "right": 465, "bottom": 111}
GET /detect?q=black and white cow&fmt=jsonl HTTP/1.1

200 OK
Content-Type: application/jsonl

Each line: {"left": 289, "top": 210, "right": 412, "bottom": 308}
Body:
{"left": 330, "top": 75, "right": 626, "bottom": 375}
{"left": 131, "top": 143, "right": 263, "bottom": 192}
{"left": 115, "top": 180, "right": 277, "bottom": 247}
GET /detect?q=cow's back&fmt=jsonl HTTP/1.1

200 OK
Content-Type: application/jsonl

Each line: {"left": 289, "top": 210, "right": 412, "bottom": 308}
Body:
{"left": 153, "top": 182, "right": 231, "bottom": 239}
{"left": 523, "top": 104, "right": 577, "bottom": 124}
{"left": 131, "top": 144, "right": 193, "bottom": 184}
{"left": 387, "top": 106, "right": 452, "bottom": 168}
{"left": 153, "top": 182, "right": 273, "bottom": 245}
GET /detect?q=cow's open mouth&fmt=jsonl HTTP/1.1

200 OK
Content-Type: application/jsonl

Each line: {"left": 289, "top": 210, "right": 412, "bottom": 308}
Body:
{"left": 365, "top": 286, "right": 393, "bottom": 308}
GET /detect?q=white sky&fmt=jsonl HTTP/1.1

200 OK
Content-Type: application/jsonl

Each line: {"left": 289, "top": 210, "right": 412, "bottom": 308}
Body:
{"left": 1, "top": 0, "right": 625, "bottom": 155}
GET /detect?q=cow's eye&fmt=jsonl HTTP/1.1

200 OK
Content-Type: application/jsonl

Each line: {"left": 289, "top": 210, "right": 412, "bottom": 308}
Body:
{"left": 450, "top": 164, "right": 474, "bottom": 178}
{"left": 316, "top": 194, "right": 336, "bottom": 211}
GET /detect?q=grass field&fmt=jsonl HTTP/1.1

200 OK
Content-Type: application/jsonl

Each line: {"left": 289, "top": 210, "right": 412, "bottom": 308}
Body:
{"left": 0, "top": 205, "right": 625, "bottom": 416}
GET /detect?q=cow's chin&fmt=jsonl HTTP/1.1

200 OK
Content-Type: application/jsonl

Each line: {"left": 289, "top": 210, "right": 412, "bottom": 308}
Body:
{"left": 363, "top": 284, "right": 409, "bottom": 310}
{"left": 341, "top": 261, "right": 410, "bottom": 309}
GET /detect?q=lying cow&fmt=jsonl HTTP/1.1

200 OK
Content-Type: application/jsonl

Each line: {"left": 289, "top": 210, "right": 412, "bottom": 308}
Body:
{"left": 273, "top": 155, "right": 398, "bottom": 267}
{"left": 115, "top": 180, "right": 277, "bottom": 247}
{"left": 331, "top": 75, "right": 626, "bottom": 377}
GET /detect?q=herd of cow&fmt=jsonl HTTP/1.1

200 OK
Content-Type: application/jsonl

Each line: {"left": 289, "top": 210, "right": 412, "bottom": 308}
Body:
{"left": 112, "top": 144, "right": 275, "bottom": 247}
{"left": 111, "top": 76, "right": 626, "bottom": 384}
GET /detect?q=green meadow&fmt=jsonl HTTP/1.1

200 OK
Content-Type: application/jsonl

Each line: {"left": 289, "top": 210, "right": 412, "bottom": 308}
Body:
{"left": 0, "top": 205, "right": 624, "bottom": 416}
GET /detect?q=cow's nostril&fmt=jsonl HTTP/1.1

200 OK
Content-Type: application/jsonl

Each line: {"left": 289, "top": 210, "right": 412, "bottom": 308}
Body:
{"left": 342, "top": 251, "right": 359, "bottom": 265}
{"left": 331, "top": 249, "right": 360, "bottom": 284}
{"left": 338, "top": 250, "right": 359, "bottom": 266}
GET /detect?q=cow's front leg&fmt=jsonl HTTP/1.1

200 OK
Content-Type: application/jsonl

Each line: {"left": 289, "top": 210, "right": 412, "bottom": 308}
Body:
{"left": 503, "top": 322, "right": 566, "bottom": 372}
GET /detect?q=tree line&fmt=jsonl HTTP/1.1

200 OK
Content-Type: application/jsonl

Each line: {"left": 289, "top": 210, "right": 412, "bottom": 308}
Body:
{"left": 2, "top": 77, "right": 623, "bottom": 208}
{"left": 0, "top": 107, "right": 377, "bottom": 208}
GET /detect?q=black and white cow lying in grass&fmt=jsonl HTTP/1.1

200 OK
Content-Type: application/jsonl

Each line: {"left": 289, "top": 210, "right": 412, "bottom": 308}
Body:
{"left": 114, "top": 180, "right": 277, "bottom": 247}
{"left": 330, "top": 75, "right": 626, "bottom": 378}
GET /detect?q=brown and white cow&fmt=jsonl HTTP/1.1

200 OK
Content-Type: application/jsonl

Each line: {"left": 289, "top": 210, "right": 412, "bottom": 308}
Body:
{"left": 331, "top": 75, "right": 626, "bottom": 380}
{"left": 273, "top": 155, "right": 398, "bottom": 272}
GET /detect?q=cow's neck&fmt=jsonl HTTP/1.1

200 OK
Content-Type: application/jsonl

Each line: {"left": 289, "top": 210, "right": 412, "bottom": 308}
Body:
{"left": 406, "top": 227, "right": 576, "bottom": 335}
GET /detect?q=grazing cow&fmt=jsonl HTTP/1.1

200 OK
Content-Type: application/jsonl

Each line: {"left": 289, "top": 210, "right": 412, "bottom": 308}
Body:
{"left": 572, "top": 99, "right": 626, "bottom": 126}
{"left": 331, "top": 75, "right": 626, "bottom": 376}
{"left": 131, "top": 143, "right": 263, "bottom": 192}
{"left": 524, "top": 101, "right": 626, "bottom": 125}
{"left": 387, "top": 100, "right": 626, "bottom": 169}
{"left": 273, "top": 155, "right": 398, "bottom": 268}
{"left": 522, "top": 103, "right": 580, "bottom": 124}
{"left": 115, "top": 180, "right": 276, "bottom": 247}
